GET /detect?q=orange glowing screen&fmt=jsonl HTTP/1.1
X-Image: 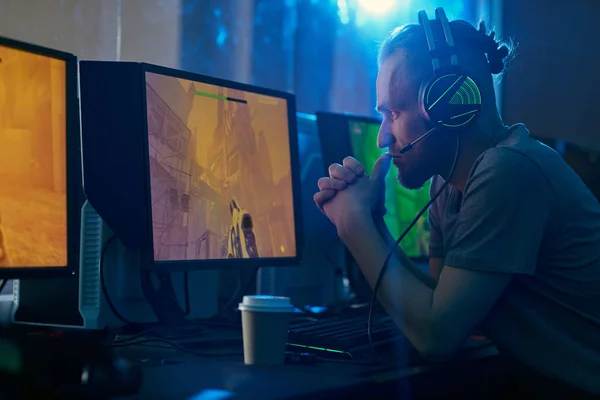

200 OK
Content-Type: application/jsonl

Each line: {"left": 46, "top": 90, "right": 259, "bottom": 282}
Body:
{"left": 145, "top": 72, "right": 296, "bottom": 262}
{"left": 0, "top": 45, "right": 68, "bottom": 268}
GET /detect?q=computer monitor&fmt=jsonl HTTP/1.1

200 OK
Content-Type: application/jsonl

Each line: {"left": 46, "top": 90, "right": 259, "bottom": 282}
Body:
{"left": 79, "top": 62, "right": 302, "bottom": 273}
{"left": 0, "top": 36, "right": 82, "bottom": 279}
{"left": 316, "top": 112, "right": 430, "bottom": 260}
{"left": 79, "top": 63, "right": 302, "bottom": 323}
{"left": 316, "top": 111, "right": 430, "bottom": 302}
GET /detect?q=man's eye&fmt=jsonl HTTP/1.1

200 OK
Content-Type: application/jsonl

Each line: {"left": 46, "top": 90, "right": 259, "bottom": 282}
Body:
{"left": 379, "top": 108, "right": 399, "bottom": 122}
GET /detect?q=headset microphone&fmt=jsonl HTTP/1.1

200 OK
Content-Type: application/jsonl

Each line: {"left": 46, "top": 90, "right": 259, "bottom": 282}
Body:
{"left": 397, "top": 127, "right": 439, "bottom": 155}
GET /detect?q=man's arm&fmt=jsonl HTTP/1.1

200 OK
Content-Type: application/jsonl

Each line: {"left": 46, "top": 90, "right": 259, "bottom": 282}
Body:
{"left": 427, "top": 176, "right": 446, "bottom": 280}
{"left": 429, "top": 258, "right": 444, "bottom": 280}
{"left": 340, "top": 212, "right": 511, "bottom": 360}
{"left": 339, "top": 148, "right": 552, "bottom": 360}
{"left": 374, "top": 216, "right": 438, "bottom": 290}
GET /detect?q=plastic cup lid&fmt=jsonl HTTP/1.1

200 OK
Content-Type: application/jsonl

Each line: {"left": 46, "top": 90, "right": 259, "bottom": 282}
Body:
{"left": 238, "top": 295, "right": 293, "bottom": 313}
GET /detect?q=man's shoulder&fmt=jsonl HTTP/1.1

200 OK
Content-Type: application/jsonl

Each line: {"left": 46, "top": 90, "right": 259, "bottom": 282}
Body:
{"left": 474, "top": 146, "right": 542, "bottom": 176}
{"left": 470, "top": 126, "right": 557, "bottom": 186}
{"left": 430, "top": 124, "right": 558, "bottom": 202}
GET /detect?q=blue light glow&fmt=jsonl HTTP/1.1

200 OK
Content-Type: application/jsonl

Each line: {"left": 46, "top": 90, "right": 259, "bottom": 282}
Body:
{"left": 216, "top": 25, "right": 228, "bottom": 47}
{"left": 337, "top": 0, "right": 350, "bottom": 24}
{"left": 188, "top": 389, "right": 234, "bottom": 400}
{"left": 356, "top": 0, "right": 400, "bottom": 15}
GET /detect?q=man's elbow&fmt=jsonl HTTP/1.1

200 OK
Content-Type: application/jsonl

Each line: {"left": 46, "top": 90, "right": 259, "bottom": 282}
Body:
{"left": 417, "top": 346, "right": 456, "bottom": 363}
{"left": 413, "top": 331, "right": 461, "bottom": 363}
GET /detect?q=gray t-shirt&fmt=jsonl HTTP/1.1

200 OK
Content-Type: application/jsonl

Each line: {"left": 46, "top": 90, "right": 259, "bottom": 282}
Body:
{"left": 428, "top": 124, "right": 600, "bottom": 394}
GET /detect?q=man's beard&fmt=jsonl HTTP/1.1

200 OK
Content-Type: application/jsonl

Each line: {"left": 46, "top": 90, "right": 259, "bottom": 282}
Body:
{"left": 395, "top": 144, "right": 452, "bottom": 190}
{"left": 395, "top": 157, "right": 432, "bottom": 190}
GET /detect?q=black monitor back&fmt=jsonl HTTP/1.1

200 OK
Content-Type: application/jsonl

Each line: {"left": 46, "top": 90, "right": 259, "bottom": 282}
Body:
{"left": 79, "top": 62, "right": 150, "bottom": 251}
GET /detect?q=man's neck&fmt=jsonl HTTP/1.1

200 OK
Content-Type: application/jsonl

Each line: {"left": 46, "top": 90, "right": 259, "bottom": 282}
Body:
{"left": 445, "top": 117, "right": 505, "bottom": 193}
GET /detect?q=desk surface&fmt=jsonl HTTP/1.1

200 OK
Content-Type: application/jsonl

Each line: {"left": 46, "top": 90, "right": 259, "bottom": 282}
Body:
{"left": 119, "top": 338, "right": 500, "bottom": 400}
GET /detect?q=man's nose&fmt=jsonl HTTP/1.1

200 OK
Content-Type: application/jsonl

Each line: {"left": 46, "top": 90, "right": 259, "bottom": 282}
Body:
{"left": 377, "top": 122, "right": 395, "bottom": 149}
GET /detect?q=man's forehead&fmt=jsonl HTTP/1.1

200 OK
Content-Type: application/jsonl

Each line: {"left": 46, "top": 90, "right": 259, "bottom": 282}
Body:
{"left": 376, "top": 50, "right": 414, "bottom": 106}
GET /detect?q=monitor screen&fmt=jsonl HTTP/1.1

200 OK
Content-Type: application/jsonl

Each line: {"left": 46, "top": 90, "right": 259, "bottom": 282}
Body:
{"left": 145, "top": 72, "right": 297, "bottom": 262}
{"left": 0, "top": 44, "right": 68, "bottom": 268}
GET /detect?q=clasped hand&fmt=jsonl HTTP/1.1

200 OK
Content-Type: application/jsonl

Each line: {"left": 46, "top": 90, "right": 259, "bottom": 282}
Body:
{"left": 313, "top": 153, "right": 392, "bottom": 231}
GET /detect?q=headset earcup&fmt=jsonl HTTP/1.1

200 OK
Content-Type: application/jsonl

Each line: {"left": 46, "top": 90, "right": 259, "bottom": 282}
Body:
{"left": 418, "top": 77, "right": 436, "bottom": 126}
{"left": 421, "top": 72, "right": 482, "bottom": 129}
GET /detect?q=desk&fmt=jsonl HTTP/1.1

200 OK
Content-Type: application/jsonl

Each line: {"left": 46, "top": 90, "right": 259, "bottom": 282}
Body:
{"left": 119, "top": 338, "right": 501, "bottom": 399}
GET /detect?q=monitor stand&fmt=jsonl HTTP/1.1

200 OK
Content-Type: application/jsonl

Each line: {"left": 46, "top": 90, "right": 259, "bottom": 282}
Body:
{"left": 12, "top": 201, "right": 218, "bottom": 330}
{"left": 140, "top": 271, "right": 187, "bottom": 326}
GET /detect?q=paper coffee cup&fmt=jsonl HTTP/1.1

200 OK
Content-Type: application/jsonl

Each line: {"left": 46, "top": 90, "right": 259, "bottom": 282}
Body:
{"left": 238, "top": 295, "right": 293, "bottom": 366}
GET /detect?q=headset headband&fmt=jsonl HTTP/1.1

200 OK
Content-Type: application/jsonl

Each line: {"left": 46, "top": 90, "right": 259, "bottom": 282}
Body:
{"left": 418, "top": 8, "right": 458, "bottom": 73}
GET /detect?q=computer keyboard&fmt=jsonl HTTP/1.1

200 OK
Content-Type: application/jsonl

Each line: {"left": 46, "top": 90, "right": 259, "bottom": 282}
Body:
{"left": 286, "top": 314, "right": 423, "bottom": 363}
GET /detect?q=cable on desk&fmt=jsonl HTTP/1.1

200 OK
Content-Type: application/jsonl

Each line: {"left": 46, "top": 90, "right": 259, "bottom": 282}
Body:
{"left": 100, "top": 236, "right": 229, "bottom": 342}
{"left": 108, "top": 329, "right": 156, "bottom": 345}
{"left": 0, "top": 279, "right": 6, "bottom": 294}
{"left": 109, "top": 323, "right": 210, "bottom": 346}
{"left": 100, "top": 235, "right": 141, "bottom": 326}
{"left": 107, "top": 336, "right": 242, "bottom": 357}
{"left": 101, "top": 238, "right": 192, "bottom": 328}
{"left": 217, "top": 268, "right": 244, "bottom": 315}
{"left": 216, "top": 266, "right": 259, "bottom": 317}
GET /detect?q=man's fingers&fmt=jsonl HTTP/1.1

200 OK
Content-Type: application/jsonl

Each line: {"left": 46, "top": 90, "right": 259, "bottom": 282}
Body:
{"left": 317, "top": 177, "right": 347, "bottom": 191}
{"left": 313, "top": 190, "right": 336, "bottom": 211}
{"left": 342, "top": 156, "right": 365, "bottom": 176}
{"left": 371, "top": 153, "right": 392, "bottom": 183}
{"left": 328, "top": 163, "right": 357, "bottom": 183}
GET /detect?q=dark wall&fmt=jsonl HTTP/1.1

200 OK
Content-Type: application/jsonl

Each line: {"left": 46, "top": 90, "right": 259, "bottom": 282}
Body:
{"left": 179, "top": 0, "right": 336, "bottom": 114}
{"left": 502, "top": 0, "right": 600, "bottom": 151}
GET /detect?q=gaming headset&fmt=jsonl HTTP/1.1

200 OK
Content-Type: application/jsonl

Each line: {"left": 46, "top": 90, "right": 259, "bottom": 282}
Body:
{"left": 398, "top": 7, "right": 483, "bottom": 155}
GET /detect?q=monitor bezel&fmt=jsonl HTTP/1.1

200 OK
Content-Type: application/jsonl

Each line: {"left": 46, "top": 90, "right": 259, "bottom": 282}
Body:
{"left": 139, "top": 63, "right": 303, "bottom": 272}
{"left": 315, "top": 111, "right": 430, "bottom": 265}
{"left": 0, "top": 36, "right": 82, "bottom": 279}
